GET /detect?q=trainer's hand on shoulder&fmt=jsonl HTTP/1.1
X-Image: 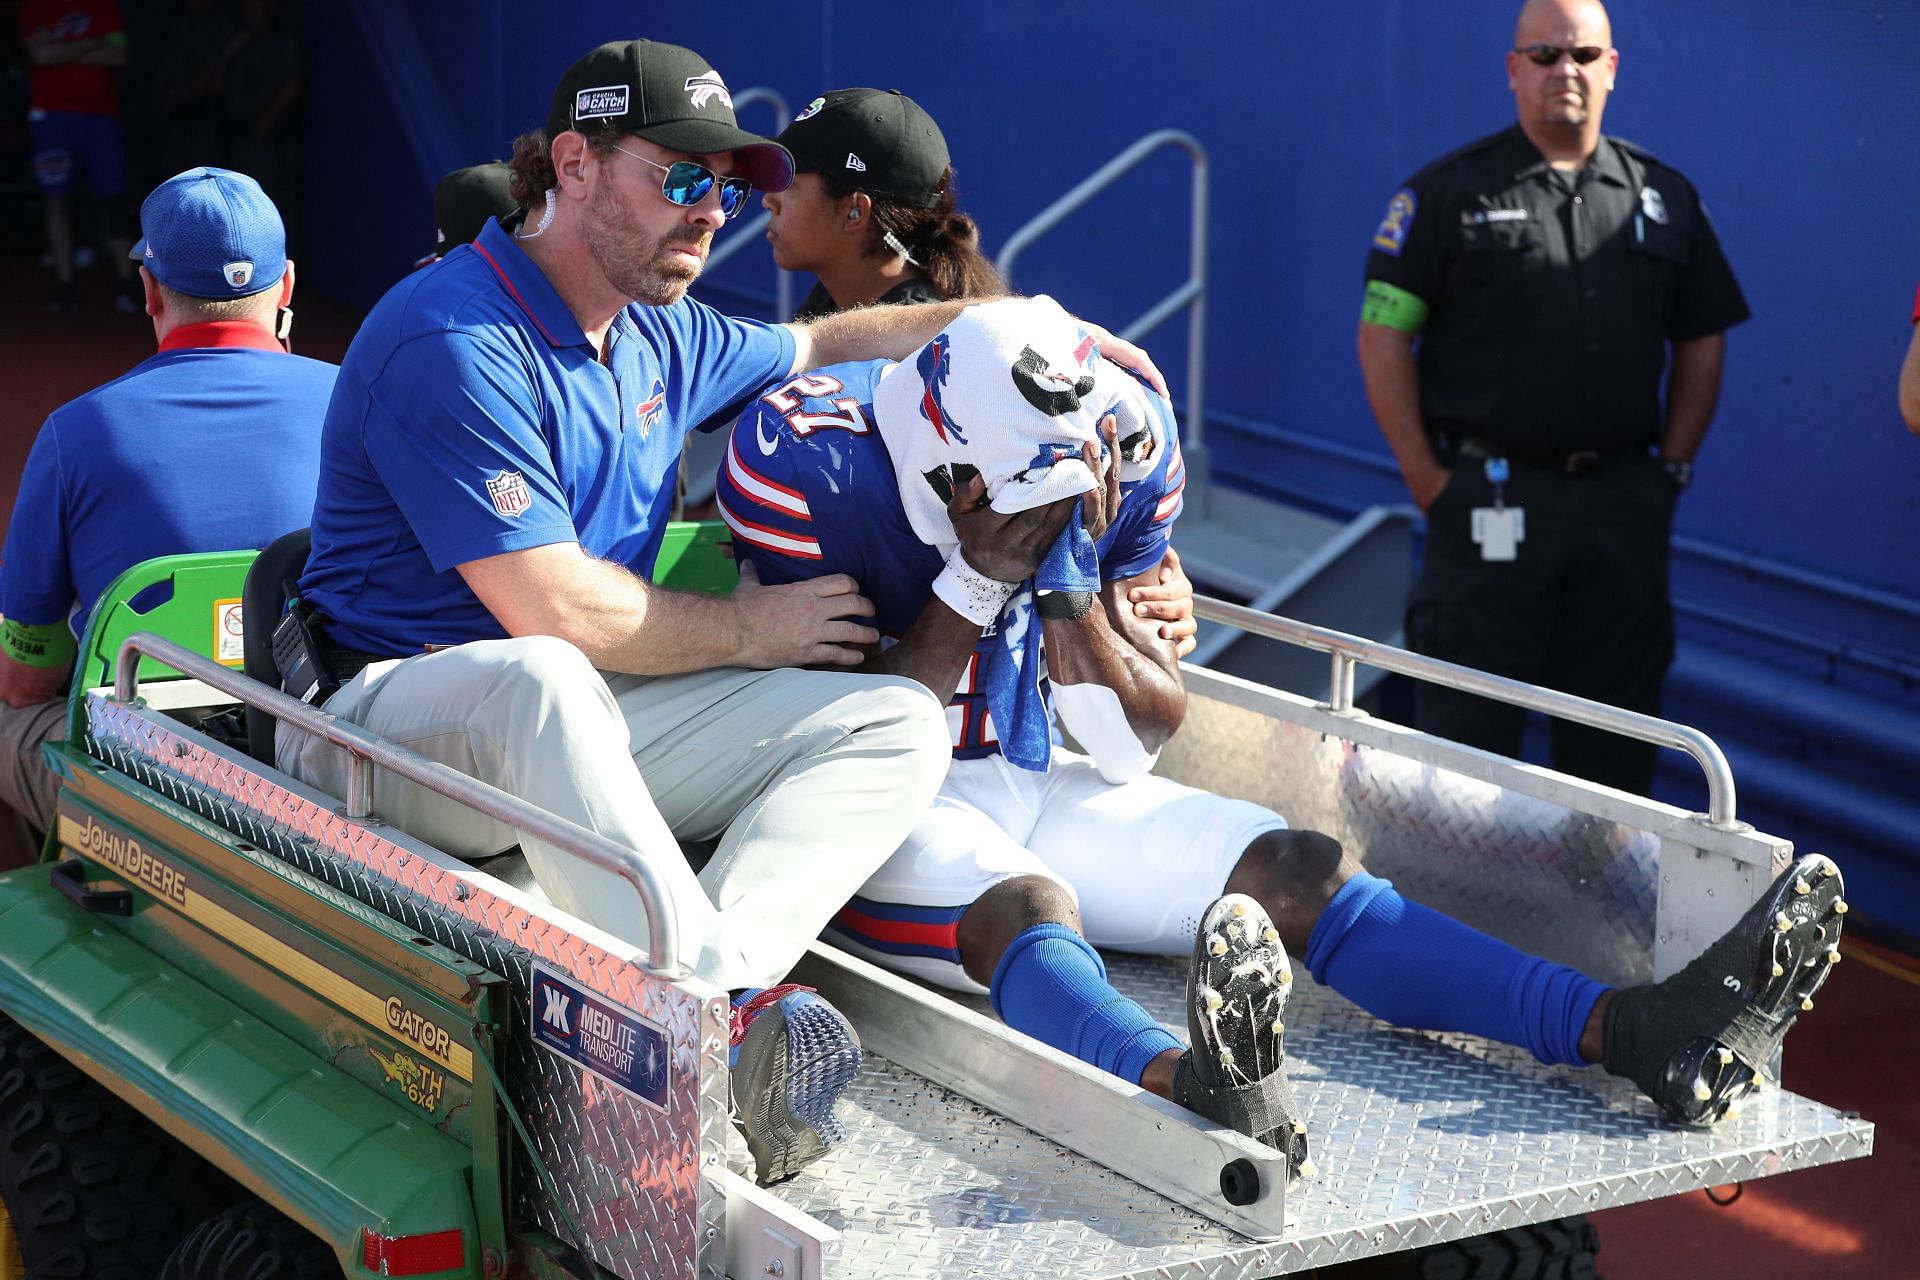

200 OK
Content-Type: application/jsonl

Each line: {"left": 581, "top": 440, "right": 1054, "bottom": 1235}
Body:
{"left": 730, "top": 559, "right": 879, "bottom": 668}
{"left": 949, "top": 474, "right": 1076, "bottom": 584}
{"left": 1079, "top": 321, "right": 1166, "bottom": 396}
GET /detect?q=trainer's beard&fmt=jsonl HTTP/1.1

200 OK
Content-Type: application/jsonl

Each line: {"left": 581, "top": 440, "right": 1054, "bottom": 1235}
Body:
{"left": 586, "top": 174, "right": 710, "bottom": 306}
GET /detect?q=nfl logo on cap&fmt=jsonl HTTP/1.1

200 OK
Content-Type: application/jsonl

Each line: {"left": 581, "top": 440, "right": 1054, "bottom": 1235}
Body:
{"left": 225, "top": 261, "right": 255, "bottom": 289}
{"left": 131, "top": 167, "right": 286, "bottom": 299}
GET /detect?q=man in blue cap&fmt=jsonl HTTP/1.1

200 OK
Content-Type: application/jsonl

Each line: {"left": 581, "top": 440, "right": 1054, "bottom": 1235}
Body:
{"left": 0, "top": 166, "right": 335, "bottom": 859}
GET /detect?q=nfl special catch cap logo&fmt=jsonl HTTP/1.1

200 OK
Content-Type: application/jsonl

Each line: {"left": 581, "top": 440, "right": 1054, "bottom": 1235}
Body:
{"left": 224, "top": 260, "right": 254, "bottom": 289}
{"left": 487, "top": 470, "right": 533, "bottom": 518}
{"left": 794, "top": 96, "right": 826, "bottom": 122}
{"left": 574, "top": 84, "right": 630, "bottom": 123}
{"left": 684, "top": 71, "right": 731, "bottom": 110}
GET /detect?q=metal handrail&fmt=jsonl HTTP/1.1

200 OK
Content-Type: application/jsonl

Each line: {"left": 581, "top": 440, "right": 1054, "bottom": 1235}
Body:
{"left": 996, "top": 130, "right": 1210, "bottom": 505}
{"left": 704, "top": 87, "right": 794, "bottom": 320}
{"left": 108, "top": 633, "right": 687, "bottom": 976}
{"left": 1192, "top": 596, "right": 1740, "bottom": 827}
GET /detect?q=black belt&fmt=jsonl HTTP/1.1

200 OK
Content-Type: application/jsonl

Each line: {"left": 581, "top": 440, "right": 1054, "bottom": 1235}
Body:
{"left": 1454, "top": 436, "right": 1646, "bottom": 476}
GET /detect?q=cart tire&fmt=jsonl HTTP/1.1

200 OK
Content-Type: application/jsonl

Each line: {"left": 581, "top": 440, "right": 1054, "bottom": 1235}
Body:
{"left": 1317, "top": 1214, "right": 1603, "bottom": 1279}
{"left": 159, "top": 1200, "right": 339, "bottom": 1280}
{"left": 0, "top": 1014, "right": 237, "bottom": 1280}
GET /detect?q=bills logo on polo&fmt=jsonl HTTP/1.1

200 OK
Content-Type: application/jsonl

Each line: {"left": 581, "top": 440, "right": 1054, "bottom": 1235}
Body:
{"left": 486, "top": 470, "right": 533, "bottom": 517}
{"left": 635, "top": 377, "right": 666, "bottom": 439}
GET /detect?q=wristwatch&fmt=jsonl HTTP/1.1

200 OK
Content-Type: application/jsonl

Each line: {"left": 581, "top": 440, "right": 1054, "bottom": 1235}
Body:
{"left": 1660, "top": 457, "right": 1693, "bottom": 488}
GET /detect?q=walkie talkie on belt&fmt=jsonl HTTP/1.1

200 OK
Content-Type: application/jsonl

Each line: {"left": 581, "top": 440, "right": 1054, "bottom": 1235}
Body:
{"left": 272, "top": 602, "right": 340, "bottom": 706}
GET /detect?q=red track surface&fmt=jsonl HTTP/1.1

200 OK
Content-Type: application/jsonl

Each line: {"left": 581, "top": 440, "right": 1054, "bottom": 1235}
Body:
{"left": 1, "top": 255, "right": 1906, "bottom": 1279}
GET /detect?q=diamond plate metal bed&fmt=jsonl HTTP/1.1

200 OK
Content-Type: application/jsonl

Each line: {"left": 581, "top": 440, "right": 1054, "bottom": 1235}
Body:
{"left": 83, "top": 607, "right": 1872, "bottom": 1279}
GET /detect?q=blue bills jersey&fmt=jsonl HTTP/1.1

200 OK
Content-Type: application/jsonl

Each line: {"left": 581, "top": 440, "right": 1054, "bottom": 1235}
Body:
{"left": 716, "top": 360, "right": 1185, "bottom": 759}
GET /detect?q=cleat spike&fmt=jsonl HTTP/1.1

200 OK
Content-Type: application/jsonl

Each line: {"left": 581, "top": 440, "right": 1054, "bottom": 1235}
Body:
{"left": 1231, "top": 901, "right": 1248, "bottom": 918}
{"left": 1218, "top": 1047, "right": 1236, "bottom": 1066}
{"left": 1828, "top": 948, "right": 1842, "bottom": 965}
{"left": 1262, "top": 926, "right": 1280, "bottom": 944}
{"left": 1793, "top": 878, "right": 1811, "bottom": 896}
{"left": 1774, "top": 912, "right": 1792, "bottom": 933}
{"left": 1292, "top": 1121, "right": 1307, "bottom": 1135}
{"left": 1716, "top": 1047, "right": 1734, "bottom": 1065}
{"left": 1834, "top": 899, "right": 1849, "bottom": 915}
{"left": 1820, "top": 864, "right": 1838, "bottom": 878}
{"left": 1771, "top": 962, "right": 1785, "bottom": 978}
{"left": 1210, "top": 935, "right": 1229, "bottom": 956}
{"left": 1800, "top": 996, "right": 1814, "bottom": 1012}
{"left": 1693, "top": 1080, "right": 1713, "bottom": 1102}
{"left": 1272, "top": 1018, "right": 1286, "bottom": 1035}
{"left": 1204, "top": 991, "right": 1224, "bottom": 1013}
{"left": 1298, "top": 1158, "right": 1318, "bottom": 1179}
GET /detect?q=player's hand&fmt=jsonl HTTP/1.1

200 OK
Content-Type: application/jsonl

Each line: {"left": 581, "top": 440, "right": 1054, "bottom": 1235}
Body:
{"left": 1129, "top": 546, "right": 1198, "bottom": 658}
{"left": 949, "top": 474, "right": 1077, "bottom": 584}
{"left": 1080, "top": 411, "right": 1124, "bottom": 543}
{"left": 731, "top": 559, "right": 879, "bottom": 668}
{"left": 1079, "top": 321, "right": 1166, "bottom": 396}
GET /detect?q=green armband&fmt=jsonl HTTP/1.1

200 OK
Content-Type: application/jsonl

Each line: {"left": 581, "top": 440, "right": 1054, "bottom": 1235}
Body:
{"left": 1360, "top": 280, "right": 1430, "bottom": 333}
{"left": 2, "top": 618, "right": 77, "bottom": 670}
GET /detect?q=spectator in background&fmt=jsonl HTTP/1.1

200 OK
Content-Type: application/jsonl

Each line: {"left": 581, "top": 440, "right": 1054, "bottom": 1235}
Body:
{"left": 1901, "top": 283, "right": 1920, "bottom": 434}
{"left": 1355, "top": 0, "right": 1748, "bottom": 796}
{"left": 22, "top": 0, "right": 138, "bottom": 313}
{"left": 415, "top": 161, "right": 518, "bottom": 268}
{"left": 763, "top": 88, "right": 1003, "bottom": 319}
{"left": 0, "top": 167, "right": 333, "bottom": 863}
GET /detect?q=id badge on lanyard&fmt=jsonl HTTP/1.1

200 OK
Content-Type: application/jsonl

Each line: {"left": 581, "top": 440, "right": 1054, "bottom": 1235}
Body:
{"left": 1471, "top": 457, "right": 1525, "bottom": 561}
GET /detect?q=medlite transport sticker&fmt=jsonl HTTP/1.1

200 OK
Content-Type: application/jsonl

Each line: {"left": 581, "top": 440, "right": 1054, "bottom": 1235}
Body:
{"left": 531, "top": 961, "right": 670, "bottom": 1112}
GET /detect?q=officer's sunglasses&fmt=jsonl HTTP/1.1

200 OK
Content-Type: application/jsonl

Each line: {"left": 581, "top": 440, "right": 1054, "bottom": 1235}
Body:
{"left": 610, "top": 143, "right": 753, "bottom": 221}
{"left": 1515, "top": 43, "right": 1610, "bottom": 66}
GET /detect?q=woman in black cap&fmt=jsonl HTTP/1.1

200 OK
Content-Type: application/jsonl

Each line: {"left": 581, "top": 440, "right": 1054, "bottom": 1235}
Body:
{"left": 764, "top": 88, "right": 1004, "bottom": 319}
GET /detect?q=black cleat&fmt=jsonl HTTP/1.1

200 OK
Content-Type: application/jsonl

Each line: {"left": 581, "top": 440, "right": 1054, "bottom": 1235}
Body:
{"left": 729, "top": 984, "right": 863, "bottom": 1185}
{"left": 1603, "top": 853, "right": 1846, "bottom": 1126}
{"left": 1171, "top": 893, "right": 1314, "bottom": 1182}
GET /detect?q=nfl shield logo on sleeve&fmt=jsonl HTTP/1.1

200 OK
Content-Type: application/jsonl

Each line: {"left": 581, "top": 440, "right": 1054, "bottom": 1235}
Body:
{"left": 486, "top": 470, "right": 533, "bottom": 518}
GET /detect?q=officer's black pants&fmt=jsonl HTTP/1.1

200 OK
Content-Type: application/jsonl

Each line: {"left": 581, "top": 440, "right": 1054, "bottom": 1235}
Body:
{"left": 1404, "top": 453, "right": 1681, "bottom": 797}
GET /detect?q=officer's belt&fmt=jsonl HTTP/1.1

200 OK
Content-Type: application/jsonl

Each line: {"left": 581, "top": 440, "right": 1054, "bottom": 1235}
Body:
{"left": 1454, "top": 436, "right": 1646, "bottom": 476}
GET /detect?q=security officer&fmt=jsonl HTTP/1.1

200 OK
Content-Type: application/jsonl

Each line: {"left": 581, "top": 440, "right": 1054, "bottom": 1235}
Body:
{"left": 1356, "top": 0, "right": 1748, "bottom": 795}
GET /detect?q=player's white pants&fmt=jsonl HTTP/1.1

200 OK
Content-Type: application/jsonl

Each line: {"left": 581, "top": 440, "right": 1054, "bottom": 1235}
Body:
{"left": 277, "top": 635, "right": 949, "bottom": 991}
{"left": 826, "top": 748, "right": 1289, "bottom": 992}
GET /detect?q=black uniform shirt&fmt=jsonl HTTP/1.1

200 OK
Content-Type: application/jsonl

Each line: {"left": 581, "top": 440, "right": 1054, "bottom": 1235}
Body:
{"left": 1364, "top": 126, "right": 1750, "bottom": 457}
{"left": 792, "top": 274, "right": 945, "bottom": 322}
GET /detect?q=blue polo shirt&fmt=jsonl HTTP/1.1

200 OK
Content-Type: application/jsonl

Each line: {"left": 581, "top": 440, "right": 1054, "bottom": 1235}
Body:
{"left": 0, "top": 322, "right": 333, "bottom": 640}
{"left": 301, "top": 219, "right": 796, "bottom": 654}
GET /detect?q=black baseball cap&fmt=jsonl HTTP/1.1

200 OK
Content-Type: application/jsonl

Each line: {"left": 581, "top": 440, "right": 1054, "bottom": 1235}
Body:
{"left": 545, "top": 40, "right": 793, "bottom": 192}
{"left": 426, "top": 162, "right": 517, "bottom": 262}
{"left": 777, "top": 88, "right": 949, "bottom": 208}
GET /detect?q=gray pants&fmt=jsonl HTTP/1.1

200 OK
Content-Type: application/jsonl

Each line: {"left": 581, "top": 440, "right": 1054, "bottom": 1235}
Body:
{"left": 278, "top": 636, "right": 950, "bottom": 990}
{"left": 0, "top": 698, "right": 66, "bottom": 834}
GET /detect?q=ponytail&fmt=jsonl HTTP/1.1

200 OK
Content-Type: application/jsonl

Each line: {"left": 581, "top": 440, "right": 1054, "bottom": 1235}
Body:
{"left": 825, "top": 166, "right": 1007, "bottom": 302}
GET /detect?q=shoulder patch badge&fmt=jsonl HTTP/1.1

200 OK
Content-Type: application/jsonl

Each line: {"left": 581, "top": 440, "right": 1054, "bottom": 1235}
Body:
{"left": 1372, "top": 188, "right": 1417, "bottom": 256}
{"left": 486, "top": 470, "right": 532, "bottom": 518}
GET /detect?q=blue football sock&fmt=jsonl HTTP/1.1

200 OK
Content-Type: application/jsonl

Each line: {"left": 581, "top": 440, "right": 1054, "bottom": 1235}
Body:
{"left": 990, "top": 923, "right": 1181, "bottom": 1084}
{"left": 1303, "top": 872, "right": 1607, "bottom": 1067}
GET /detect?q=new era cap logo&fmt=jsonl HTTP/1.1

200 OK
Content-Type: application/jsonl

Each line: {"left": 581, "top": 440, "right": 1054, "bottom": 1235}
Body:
{"left": 846, "top": 153, "right": 868, "bottom": 173}
{"left": 574, "top": 84, "right": 629, "bottom": 122}
{"left": 224, "top": 261, "right": 254, "bottom": 289}
{"left": 685, "top": 71, "right": 731, "bottom": 109}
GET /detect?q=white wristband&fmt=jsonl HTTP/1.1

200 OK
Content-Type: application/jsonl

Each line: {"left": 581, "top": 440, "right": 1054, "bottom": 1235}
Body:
{"left": 932, "top": 548, "right": 1020, "bottom": 628}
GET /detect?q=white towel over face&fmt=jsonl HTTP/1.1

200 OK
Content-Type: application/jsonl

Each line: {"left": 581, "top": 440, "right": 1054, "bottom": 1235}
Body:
{"left": 870, "top": 295, "right": 1167, "bottom": 556}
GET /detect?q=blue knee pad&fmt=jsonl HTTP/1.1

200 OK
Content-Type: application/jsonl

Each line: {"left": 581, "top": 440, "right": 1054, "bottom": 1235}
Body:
{"left": 990, "top": 923, "right": 1180, "bottom": 1084}
{"left": 1304, "top": 872, "right": 1606, "bottom": 1067}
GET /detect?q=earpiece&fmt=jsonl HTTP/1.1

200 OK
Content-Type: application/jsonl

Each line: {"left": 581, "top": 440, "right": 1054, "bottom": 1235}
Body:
{"left": 847, "top": 208, "right": 861, "bottom": 222}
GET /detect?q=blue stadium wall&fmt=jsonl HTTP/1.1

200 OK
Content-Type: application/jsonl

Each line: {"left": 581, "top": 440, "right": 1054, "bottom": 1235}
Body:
{"left": 293, "top": 0, "right": 1920, "bottom": 935}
